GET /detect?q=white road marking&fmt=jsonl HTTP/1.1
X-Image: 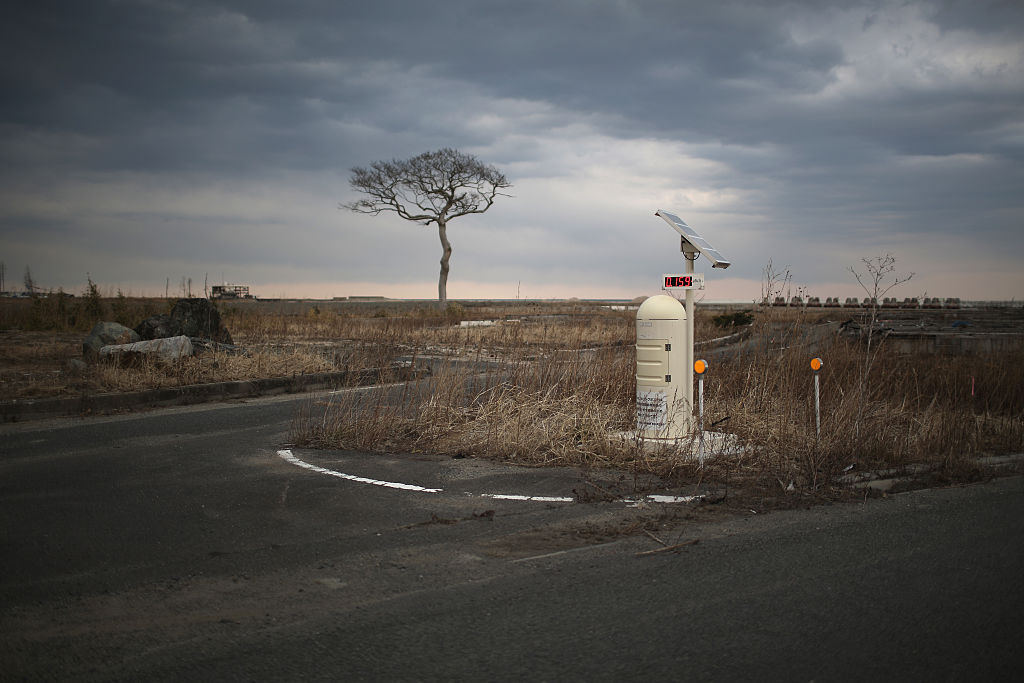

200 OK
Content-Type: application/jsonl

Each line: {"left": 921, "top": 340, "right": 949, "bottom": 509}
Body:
{"left": 634, "top": 494, "right": 704, "bottom": 504}
{"left": 277, "top": 450, "right": 442, "bottom": 493}
{"left": 326, "top": 381, "right": 412, "bottom": 395}
{"left": 477, "top": 493, "right": 575, "bottom": 503}
{"left": 276, "top": 450, "right": 703, "bottom": 505}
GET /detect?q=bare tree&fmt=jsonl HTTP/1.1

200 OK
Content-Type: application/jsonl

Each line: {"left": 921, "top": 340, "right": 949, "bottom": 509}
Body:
{"left": 343, "top": 148, "right": 512, "bottom": 306}
{"left": 849, "top": 254, "right": 914, "bottom": 436}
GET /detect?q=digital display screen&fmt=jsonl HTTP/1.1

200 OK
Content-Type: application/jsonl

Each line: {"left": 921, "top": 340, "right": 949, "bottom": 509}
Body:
{"left": 665, "top": 275, "right": 694, "bottom": 288}
{"left": 662, "top": 273, "right": 705, "bottom": 290}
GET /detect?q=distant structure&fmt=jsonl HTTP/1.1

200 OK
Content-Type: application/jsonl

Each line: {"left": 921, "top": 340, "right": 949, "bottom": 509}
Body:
{"left": 210, "top": 284, "right": 252, "bottom": 300}
{"left": 764, "top": 295, "right": 959, "bottom": 309}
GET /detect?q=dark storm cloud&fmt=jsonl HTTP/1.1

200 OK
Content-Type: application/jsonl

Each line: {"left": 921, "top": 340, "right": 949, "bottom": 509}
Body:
{"left": 0, "top": 0, "right": 852, "bottom": 172}
{"left": 1, "top": 0, "right": 1022, "bottom": 296}
{"left": 3, "top": 0, "right": 1016, "bottom": 170}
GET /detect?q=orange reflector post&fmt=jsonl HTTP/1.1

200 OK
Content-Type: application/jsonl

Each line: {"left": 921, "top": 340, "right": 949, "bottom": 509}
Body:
{"left": 810, "top": 357, "right": 823, "bottom": 439}
{"left": 694, "top": 359, "right": 708, "bottom": 375}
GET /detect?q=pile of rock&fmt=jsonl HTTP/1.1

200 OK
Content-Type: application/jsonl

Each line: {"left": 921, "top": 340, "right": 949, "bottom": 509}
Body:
{"left": 82, "top": 322, "right": 141, "bottom": 362}
{"left": 82, "top": 298, "right": 236, "bottom": 364}
{"left": 135, "top": 298, "right": 233, "bottom": 345}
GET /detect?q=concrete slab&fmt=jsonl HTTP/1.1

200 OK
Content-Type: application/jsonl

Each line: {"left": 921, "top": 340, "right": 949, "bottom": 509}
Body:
{"left": 611, "top": 429, "right": 743, "bottom": 461}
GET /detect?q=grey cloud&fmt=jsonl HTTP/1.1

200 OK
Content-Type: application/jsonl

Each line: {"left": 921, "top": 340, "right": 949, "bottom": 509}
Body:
{"left": 928, "top": 0, "right": 1024, "bottom": 34}
{"left": 1, "top": 0, "right": 1021, "bottom": 297}
{"left": 2, "top": 1, "right": 853, "bottom": 169}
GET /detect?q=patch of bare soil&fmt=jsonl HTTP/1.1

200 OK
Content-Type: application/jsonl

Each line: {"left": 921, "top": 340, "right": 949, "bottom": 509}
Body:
{"left": 0, "top": 331, "right": 84, "bottom": 399}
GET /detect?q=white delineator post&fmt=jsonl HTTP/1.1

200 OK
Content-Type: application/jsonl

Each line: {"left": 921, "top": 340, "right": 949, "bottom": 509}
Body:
{"left": 811, "top": 357, "right": 823, "bottom": 440}
{"left": 694, "top": 359, "right": 708, "bottom": 461}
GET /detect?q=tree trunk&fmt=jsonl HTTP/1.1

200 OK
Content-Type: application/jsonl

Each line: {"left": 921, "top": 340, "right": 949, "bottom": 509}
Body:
{"left": 437, "top": 220, "right": 451, "bottom": 308}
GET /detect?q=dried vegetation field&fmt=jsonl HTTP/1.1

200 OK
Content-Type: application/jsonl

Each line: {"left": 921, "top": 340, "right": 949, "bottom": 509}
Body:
{"left": 286, "top": 300, "right": 1024, "bottom": 497}
{"left": 3, "top": 295, "right": 1022, "bottom": 498}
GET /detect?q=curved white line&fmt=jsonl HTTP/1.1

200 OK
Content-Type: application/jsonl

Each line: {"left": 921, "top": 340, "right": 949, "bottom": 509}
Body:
{"left": 277, "top": 449, "right": 442, "bottom": 493}
{"left": 276, "top": 450, "right": 703, "bottom": 505}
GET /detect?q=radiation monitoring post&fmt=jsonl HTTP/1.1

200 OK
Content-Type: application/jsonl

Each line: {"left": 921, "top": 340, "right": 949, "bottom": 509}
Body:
{"left": 637, "top": 210, "right": 732, "bottom": 443}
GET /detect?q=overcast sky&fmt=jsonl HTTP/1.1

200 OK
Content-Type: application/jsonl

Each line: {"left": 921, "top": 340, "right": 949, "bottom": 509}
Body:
{"left": 2, "top": 0, "right": 1022, "bottom": 302}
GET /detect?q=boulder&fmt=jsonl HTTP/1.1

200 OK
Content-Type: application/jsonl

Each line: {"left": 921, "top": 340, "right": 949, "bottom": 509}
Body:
{"left": 99, "top": 335, "right": 194, "bottom": 363}
{"left": 83, "top": 322, "right": 141, "bottom": 361}
{"left": 135, "top": 298, "right": 233, "bottom": 345}
{"left": 134, "top": 314, "right": 177, "bottom": 340}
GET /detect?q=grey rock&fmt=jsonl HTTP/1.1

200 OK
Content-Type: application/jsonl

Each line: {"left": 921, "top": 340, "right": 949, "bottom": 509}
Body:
{"left": 135, "top": 298, "right": 232, "bottom": 345}
{"left": 134, "top": 314, "right": 176, "bottom": 340}
{"left": 83, "top": 322, "right": 141, "bottom": 361}
{"left": 99, "top": 335, "right": 194, "bottom": 363}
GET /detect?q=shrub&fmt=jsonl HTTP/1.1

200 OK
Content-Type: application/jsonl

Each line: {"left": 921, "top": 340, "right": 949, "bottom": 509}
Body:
{"left": 83, "top": 278, "right": 105, "bottom": 323}
{"left": 712, "top": 310, "right": 754, "bottom": 329}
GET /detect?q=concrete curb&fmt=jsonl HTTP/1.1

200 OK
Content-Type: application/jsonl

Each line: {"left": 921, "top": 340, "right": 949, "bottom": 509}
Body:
{"left": 1, "top": 364, "right": 423, "bottom": 423}
{"left": 837, "top": 454, "right": 1024, "bottom": 492}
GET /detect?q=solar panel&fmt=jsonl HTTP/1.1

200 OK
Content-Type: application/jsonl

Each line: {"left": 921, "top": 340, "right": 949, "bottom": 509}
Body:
{"left": 655, "top": 210, "right": 731, "bottom": 269}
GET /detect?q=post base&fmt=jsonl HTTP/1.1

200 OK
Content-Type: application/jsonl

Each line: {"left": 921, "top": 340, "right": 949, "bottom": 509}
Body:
{"left": 612, "top": 430, "right": 742, "bottom": 462}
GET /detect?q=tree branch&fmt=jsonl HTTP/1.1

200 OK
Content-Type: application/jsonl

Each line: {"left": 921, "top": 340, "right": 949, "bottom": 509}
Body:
{"left": 343, "top": 148, "right": 511, "bottom": 228}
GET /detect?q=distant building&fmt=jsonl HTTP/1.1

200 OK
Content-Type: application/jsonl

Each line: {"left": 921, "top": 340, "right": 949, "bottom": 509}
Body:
{"left": 211, "top": 284, "right": 252, "bottom": 299}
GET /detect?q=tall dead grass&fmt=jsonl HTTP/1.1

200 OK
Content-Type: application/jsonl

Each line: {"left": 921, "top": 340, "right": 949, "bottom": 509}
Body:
{"left": 294, "top": 309, "right": 1024, "bottom": 489}
{"left": 693, "top": 315, "right": 1024, "bottom": 488}
{"left": 221, "top": 301, "right": 643, "bottom": 349}
{"left": 295, "top": 340, "right": 641, "bottom": 467}
{"left": 0, "top": 295, "right": 169, "bottom": 332}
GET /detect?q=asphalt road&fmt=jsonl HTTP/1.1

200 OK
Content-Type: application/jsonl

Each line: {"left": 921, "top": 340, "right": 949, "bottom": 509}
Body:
{"left": 2, "top": 392, "right": 1022, "bottom": 681}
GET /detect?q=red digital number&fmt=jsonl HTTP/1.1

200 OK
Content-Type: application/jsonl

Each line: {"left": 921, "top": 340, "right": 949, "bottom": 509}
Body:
{"left": 665, "top": 276, "right": 692, "bottom": 288}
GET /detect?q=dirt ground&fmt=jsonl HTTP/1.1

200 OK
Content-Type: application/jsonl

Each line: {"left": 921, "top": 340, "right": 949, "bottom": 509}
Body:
{"left": 0, "top": 330, "right": 83, "bottom": 399}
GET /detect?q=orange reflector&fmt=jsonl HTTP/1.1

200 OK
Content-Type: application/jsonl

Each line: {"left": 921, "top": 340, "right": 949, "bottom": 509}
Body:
{"left": 810, "top": 357, "right": 823, "bottom": 372}
{"left": 694, "top": 359, "right": 708, "bottom": 375}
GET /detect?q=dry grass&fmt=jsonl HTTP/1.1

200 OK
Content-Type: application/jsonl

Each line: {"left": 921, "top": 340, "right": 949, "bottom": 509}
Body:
{"left": 705, "top": 340, "right": 1024, "bottom": 488}
{"left": 0, "top": 293, "right": 169, "bottom": 333}
{"left": 5, "top": 295, "right": 1022, "bottom": 495}
{"left": 295, "top": 344, "right": 641, "bottom": 466}
{"left": 0, "top": 297, "right": 639, "bottom": 400}
{"left": 293, "top": 304, "right": 1024, "bottom": 494}
{"left": 220, "top": 300, "right": 645, "bottom": 349}
{"left": 0, "top": 296, "right": 413, "bottom": 399}
{"left": 0, "top": 331, "right": 344, "bottom": 400}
